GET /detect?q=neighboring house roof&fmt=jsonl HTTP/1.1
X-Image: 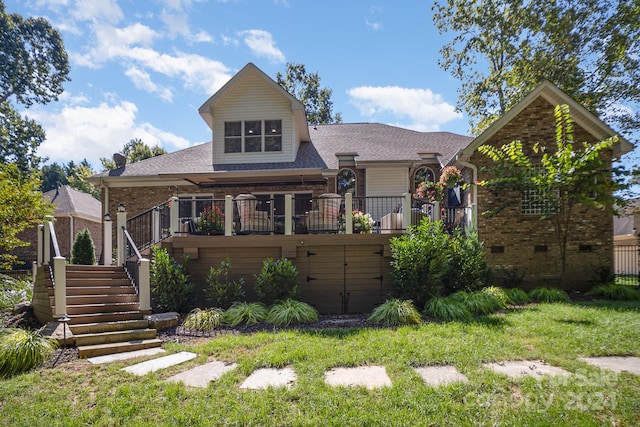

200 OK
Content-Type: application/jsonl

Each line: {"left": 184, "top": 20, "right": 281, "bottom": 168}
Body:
{"left": 614, "top": 198, "right": 640, "bottom": 236}
{"left": 44, "top": 185, "right": 102, "bottom": 221}
{"left": 461, "top": 80, "right": 634, "bottom": 160}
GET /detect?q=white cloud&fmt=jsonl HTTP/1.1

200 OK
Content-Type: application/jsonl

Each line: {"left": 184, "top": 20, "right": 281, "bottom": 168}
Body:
{"left": 71, "top": 0, "right": 123, "bottom": 24}
{"left": 29, "top": 100, "right": 190, "bottom": 167}
{"left": 125, "top": 67, "right": 173, "bottom": 102}
{"left": 366, "top": 20, "right": 382, "bottom": 31}
{"left": 239, "top": 30, "right": 285, "bottom": 63}
{"left": 347, "top": 86, "right": 462, "bottom": 131}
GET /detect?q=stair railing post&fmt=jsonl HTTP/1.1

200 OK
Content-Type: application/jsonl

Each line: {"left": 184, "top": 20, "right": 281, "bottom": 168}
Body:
{"left": 116, "top": 204, "right": 127, "bottom": 266}
{"left": 284, "top": 194, "right": 293, "bottom": 235}
{"left": 224, "top": 195, "right": 233, "bottom": 236}
{"left": 53, "top": 256, "right": 67, "bottom": 318}
{"left": 345, "top": 193, "right": 353, "bottom": 234}
{"left": 37, "top": 224, "right": 44, "bottom": 266}
{"left": 152, "top": 207, "right": 161, "bottom": 243}
{"left": 103, "top": 213, "right": 112, "bottom": 266}
{"left": 402, "top": 193, "right": 411, "bottom": 233}
{"left": 170, "top": 196, "right": 180, "bottom": 236}
{"left": 138, "top": 258, "right": 151, "bottom": 314}
{"left": 44, "top": 216, "right": 53, "bottom": 264}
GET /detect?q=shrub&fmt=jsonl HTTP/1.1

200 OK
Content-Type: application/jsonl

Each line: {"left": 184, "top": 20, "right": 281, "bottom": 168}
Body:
{"left": 424, "top": 296, "right": 471, "bottom": 322}
{"left": 224, "top": 302, "right": 268, "bottom": 326}
{"left": 182, "top": 308, "right": 224, "bottom": 331}
{"left": 205, "top": 258, "right": 245, "bottom": 309}
{"left": 441, "top": 230, "right": 490, "bottom": 294}
{"left": 390, "top": 220, "right": 450, "bottom": 307}
{"left": 481, "top": 286, "right": 511, "bottom": 307}
{"left": 266, "top": 299, "right": 318, "bottom": 326}
{"left": 528, "top": 287, "right": 571, "bottom": 303}
{"left": 505, "top": 288, "right": 531, "bottom": 305}
{"left": 368, "top": 299, "right": 422, "bottom": 326}
{"left": 587, "top": 284, "right": 640, "bottom": 301}
{"left": 150, "top": 246, "right": 193, "bottom": 312}
{"left": 0, "top": 275, "right": 32, "bottom": 311}
{"left": 0, "top": 328, "right": 57, "bottom": 377}
{"left": 497, "top": 268, "right": 525, "bottom": 289}
{"left": 71, "top": 228, "right": 95, "bottom": 265}
{"left": 254, "top": 258, "right": 299, "bottom": 305}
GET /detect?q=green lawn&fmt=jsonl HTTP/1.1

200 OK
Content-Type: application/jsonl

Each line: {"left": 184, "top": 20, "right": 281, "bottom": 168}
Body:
{"left": 1, "top": 301, "right": 639, "bottom": 426}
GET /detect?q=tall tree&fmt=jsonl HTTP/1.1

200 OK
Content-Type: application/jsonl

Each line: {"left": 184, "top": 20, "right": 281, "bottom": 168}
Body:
{"left": 432, "top": 0, "right": 640, "bottom": 137}
{"left": 276, "top": 63, "right": 342, "bottom": 125}
{"left": 100, "top": 138, "right": 167, "bottom": 171}
{"left": 0, "top": 163, "right": 54, "bottom": 269}
{"left": 477, "top": 105, "right": 624, "bottom": 276}
{"left": 0, "top": 101, "right": 45, "bottom": 173}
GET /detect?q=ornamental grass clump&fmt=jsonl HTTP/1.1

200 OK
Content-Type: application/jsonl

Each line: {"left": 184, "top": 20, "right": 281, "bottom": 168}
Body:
{"left": 266, "top": 299, "right": 318, "bottom": 326}
{"left": 223, "top": 302, "right": 268, "bottom": 326}
{"left": 481, "top": 286, "right": 511, "bottom": 308}
{"left": 587, "top": 284, "right": 640, "bottom": 301}
{"left": 182, "top": 308, "right": 224, "bottom": 331}
{"left": 424, "top": 296, "right": 471, "bottom": 322}
{"left": 449, "top": 290, "right": 503, "bottom": 315}
{"left": 368, "top": 299, "right": 422, "bottom": 326}
{"left": 0, "top": 275, "right": 32, "bottom": 311}
{"left": 504, "top": 288, "right": 531, "bottom": 305}
{"left": 528, "top": 287, "right": 571, "bottom": 303}
{"left": 0, "top": 328, "right": 57, "bottom": 378}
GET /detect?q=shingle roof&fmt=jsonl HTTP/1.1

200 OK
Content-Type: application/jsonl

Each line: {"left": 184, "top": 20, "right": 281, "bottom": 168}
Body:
{"left": 44, "top": 186, "right": 102, "bottom": 220}
{"left": 90, "top": 123, "right": 471, "bottom": 179}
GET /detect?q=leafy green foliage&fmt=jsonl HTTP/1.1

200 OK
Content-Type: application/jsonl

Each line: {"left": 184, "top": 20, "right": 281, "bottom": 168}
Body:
{"left": 441, "top": 230, "right": 490, "bottom": 293}
{"left": 368, "top": 299, "right": 422, "bottom": 326}
{"left": 0, "top": 274, "right": 32, "bottom": 311}
{"left": 254, "top": 258, "right": 299, "bottom": 306}
{"left": 0, "top": 102, "right": 46, "bottom": 173}
{"left": 390, "top": 220, "right": 450, "bottom": 307}
{"left": 0, "top": 163, "right": 54, "bottom": 269}
{"left": 181, "top": 308, "right": 224, "bottom": 331}
{"left": 424, "top": 296, "right": 472, "bottom": 322}
{"left": 41, "top": 161, "right": 100, "bottom": 198}
{"left": 482, "top": 286, "right": 512, "bottom": 307}
{"left": 528, "top": 287, "right": 571, "bottom": 303}
{"left": 0, "top": 328, "right": 57, "bottom": 377}
{"left": 504, "top": 288, "right": 531, "bottom": 305}
{"left": 70, "top": 228, "right": 95, "bottom": 265}
{"left": 100, "top": 138, "right": 167, "bottom": 171}
{"left": 449, "top": 290, "right": 504, "bottom": 316}
{"left": 223, "top": 302, "right": 268, "bottom": 326}
{"left": 266, "top": 299, "right": 318, "bottom": 326}
{"left": 150, "top": 247, "right": 193, "bottom": 312}
{"left": 205, "top": 258, "right": 245, "bottom": 309}
{"left": 587, "top": 284, "right": 640, "bottom": 301}
{"left": 276, "top": 63, "right": 342, "bottom": 125}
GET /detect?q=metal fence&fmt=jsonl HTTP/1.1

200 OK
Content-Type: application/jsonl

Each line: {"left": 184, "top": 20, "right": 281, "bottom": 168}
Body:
{"left": 614, "top": 245, "right": 639, "bottom": 285}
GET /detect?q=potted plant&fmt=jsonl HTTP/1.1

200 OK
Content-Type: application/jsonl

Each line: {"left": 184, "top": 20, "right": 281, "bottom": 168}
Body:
{"left": 439, "top": 166, "right": 463, "bottom": 188}
{"left": 414, "top": 181, "right": 445, "bottom": 202}
{"left": 352, "top": 210, "right": 375, "bottom": 233}
{"left": 197, "top": 205, "right": 224, "bottom": 234}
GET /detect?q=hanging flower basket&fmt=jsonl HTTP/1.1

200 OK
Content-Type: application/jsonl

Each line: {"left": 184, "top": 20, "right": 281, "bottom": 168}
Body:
{"left": 439, "top": 166, "right": 463, "bottom": 188}
{"left": 414, "top": 181, "right": 445, "bottom": 202}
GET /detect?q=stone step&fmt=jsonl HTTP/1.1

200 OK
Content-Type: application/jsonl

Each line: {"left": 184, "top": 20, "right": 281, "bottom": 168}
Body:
{"left": 122, "top": 351, "right": 198, "bottom": 376}
{"left": 65, "top": 311, "right": 144, "bottom": 325}
{"left": 66, "top": 302, "right": 140, "bottom": 315}
{"left": 87, "top": 347, "right": 166, "bottom": 365}
{"left": 75, "top": 328, "right": 157, "bottom": 346}
{"left": 78, "top": 338, "right": 163, "bottom": 358}
{"left": 66, "top": 294, "right": 139, "bottom": 305}
{"left": 70, "top": 319, "right": 150, "bottom": 335}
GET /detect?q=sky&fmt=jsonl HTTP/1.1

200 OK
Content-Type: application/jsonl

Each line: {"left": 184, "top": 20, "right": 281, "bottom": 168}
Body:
{"left": 6, "top": 0, "right": 467, "bottom": 170}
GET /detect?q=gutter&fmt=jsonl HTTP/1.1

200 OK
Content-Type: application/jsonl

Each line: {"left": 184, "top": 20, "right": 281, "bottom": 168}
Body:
{"left": 453, "top": 150, "right": 478, "bottom": 231}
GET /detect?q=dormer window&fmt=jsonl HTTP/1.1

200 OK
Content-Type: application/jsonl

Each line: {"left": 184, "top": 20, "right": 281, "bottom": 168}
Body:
{"left": 224, "top": 120, "right": 282, "bottom": 153}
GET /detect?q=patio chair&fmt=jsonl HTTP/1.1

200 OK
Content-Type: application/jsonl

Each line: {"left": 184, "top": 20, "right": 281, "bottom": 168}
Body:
{"left": 236, "top": 194, "right": 270, "bottom": 233}
{"left": 307, "top": 193, "right": 341, "bottom": 233}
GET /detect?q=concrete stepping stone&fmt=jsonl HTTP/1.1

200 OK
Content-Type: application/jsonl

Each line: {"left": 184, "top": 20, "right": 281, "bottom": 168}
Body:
{"left": 239, "top": 367, "right": 297, "bottom": 390}
{"left": 579, "top": 356, "right": 640, "bottom": 375}
{"left": 87, "top": 347, "right": 166, "bottom": 365}
{"left": 167, "top": 361, "right": 237, "bottom": 388}
{"left": 483, "top": 360, "right": 570, "bottom": 379}
{"left": 122, "top": 351, "right": 198, "bottom": 376}
{"left": 324, "top": 366, "right": 392, "bottom": 389}
{"left": 414, "top": 365, "right": 468, "bottom": 387}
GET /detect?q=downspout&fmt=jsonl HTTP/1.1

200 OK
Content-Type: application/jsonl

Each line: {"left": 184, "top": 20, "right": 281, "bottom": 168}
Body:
{"left": 68, "top": 214, "right": 74, "bottom": 260}
{"left": 452, "top": 151, "right": 478, "bottom": 231}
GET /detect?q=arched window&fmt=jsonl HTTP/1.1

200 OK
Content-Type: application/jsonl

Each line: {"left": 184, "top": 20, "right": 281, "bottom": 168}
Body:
{"left": 337, "top": 168, "right": 356, "bottom": 196}
{"left": 414, "top": 166, "right": 435, "bottom": 190}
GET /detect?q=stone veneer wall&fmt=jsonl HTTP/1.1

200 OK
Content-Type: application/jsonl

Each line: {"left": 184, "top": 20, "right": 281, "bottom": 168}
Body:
{"left": 470, "top": 97, "right": 614, "bottom": 290}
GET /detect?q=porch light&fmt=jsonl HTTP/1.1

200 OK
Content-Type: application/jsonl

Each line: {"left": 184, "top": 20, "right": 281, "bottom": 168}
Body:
{"left": 117, "top": 203, "right": 126, "bottom": 212}
{"left": 104, "top": 212, "right": 111, "bottom": 222}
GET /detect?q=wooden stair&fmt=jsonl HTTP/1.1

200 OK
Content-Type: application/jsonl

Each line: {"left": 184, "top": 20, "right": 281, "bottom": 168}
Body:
{"left": 60, "top": 265, "right": 162, "bottom": 358}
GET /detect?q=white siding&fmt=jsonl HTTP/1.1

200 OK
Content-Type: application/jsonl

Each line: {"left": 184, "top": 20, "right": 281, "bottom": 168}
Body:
{"left": 364, "top": 167, "right": 410, "bottom": 224}
{"left": 211, "top": 74, "right": 297, "bottom": 164}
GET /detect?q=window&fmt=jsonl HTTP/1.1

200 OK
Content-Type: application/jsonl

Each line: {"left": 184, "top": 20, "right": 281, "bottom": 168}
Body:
{"left": 414, "top": 166, "right": 436, "bottom": 189}
{"left": 224, "top": 120, "right": 282, "bottom": 153}
{"left": 337, "top": 168, "right": 356, "bottom": 196}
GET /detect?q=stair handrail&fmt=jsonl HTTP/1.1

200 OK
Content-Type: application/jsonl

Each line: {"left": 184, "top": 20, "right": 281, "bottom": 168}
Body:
{"left": 121, "top": 225, "right": 151, "bottom": 313}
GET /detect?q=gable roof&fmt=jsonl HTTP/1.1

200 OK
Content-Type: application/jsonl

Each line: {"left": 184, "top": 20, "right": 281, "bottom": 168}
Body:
{"left": 44, "top": 185, "right": 101, "bottom": 221}
{"left": 198, "top": 62, "right": 311, "bottom": 142}
{"left": 461, "top": 80, "right": 634, "bottom": 159}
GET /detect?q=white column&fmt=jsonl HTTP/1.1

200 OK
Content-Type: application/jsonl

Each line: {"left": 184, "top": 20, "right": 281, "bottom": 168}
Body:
{"left": 53, "top": 256, "right": 67, "bottom": 317}
{"left": 37, "top": 224, "right": 44, "bottom": 266}
{"left": 170, "top": 196, "right": 180, "bottom": 235}
{"left": 138, "top": 258, "right": 151, "bottom": 313}
{"left": 43, "top": 216, "right": 53, "bottom": 264}
{"left": 402, "top": 193, "right": 411, "bottom": 232}
{"left": 284, "top": 194, "right": 293, "bottom": 235}
{"left": 103, "top": 216, "right": 112, "bottom": 266}
{"left": 152, "top": 207, "right": 161, "bottom": 242}
{"left": 345, "top": 193, "right": 353, "bottom": 234}
{"left": 116, "top": 207, "right": 127, "bottom": 266}
{"left": 225, "top": 195, "right": 234, "bottom": 236}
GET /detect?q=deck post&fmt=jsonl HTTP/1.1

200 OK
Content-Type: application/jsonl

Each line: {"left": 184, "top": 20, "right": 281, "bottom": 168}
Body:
{"left": 152, "top": 207, "right": 161, "bottom": 243}
{"left": 37, "top": 224, "right": 44, "bottom": 266}
{"left": 284, "top": 194, "right": 293, "bottom": 235}
{"left": 117, "top": 206, "right": 127, "bottom": 266}
{"left": 402, "top": 193, "right": 411, "bottom": 232}
{"left": 53, "top": 256, "right": 67, "bottom": 317}
{"left": 345, "top": 193, "right": 353, "bottom": 234}
{"left": 103, "top": 214, "right": 112, "bottom": 265}
{"left": 138, "top": 258, "right": 151, "bottom": 313}
{"left": 225, "top": 195, "right": 233, "bottom": 236}
{"left": 43, "top": 216, "right": 53, "bottom": 264}
{"left": 170, "top": 196, "right": 180, "bottom": 235}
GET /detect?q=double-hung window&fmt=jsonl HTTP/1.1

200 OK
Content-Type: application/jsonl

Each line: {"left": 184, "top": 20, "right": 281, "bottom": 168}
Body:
{"left": 224, "top": 120, "right": 282, "bottom": 153}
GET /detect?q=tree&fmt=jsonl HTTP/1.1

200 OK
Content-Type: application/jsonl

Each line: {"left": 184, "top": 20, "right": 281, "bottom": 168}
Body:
{"left": 432, "top": 0, "right": 640, "bottom": 137}
{"left": 0, "top": 101, "right": 46, "bottom": 173}
{"left": 71, "top": 228, "right": 96, "bottom": 265}
{"left": 276, "top": 63, "right": 342, "bottom": 125}
{"left": 477, "top": 104, "right": 623, "bottom": 276}
{"left": 0, "top": 163, "right": 54, "bottom": 269}
{"left": 100, "top": 138, "right": 167, "bottom": 171}
{"left": 41, "top": 159, "right": 100, "bottom": 199}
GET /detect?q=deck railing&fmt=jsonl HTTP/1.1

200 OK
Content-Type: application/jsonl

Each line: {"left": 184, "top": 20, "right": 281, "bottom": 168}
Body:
{"left": 126, "top": 201, "right": 170, "bottom": 251}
